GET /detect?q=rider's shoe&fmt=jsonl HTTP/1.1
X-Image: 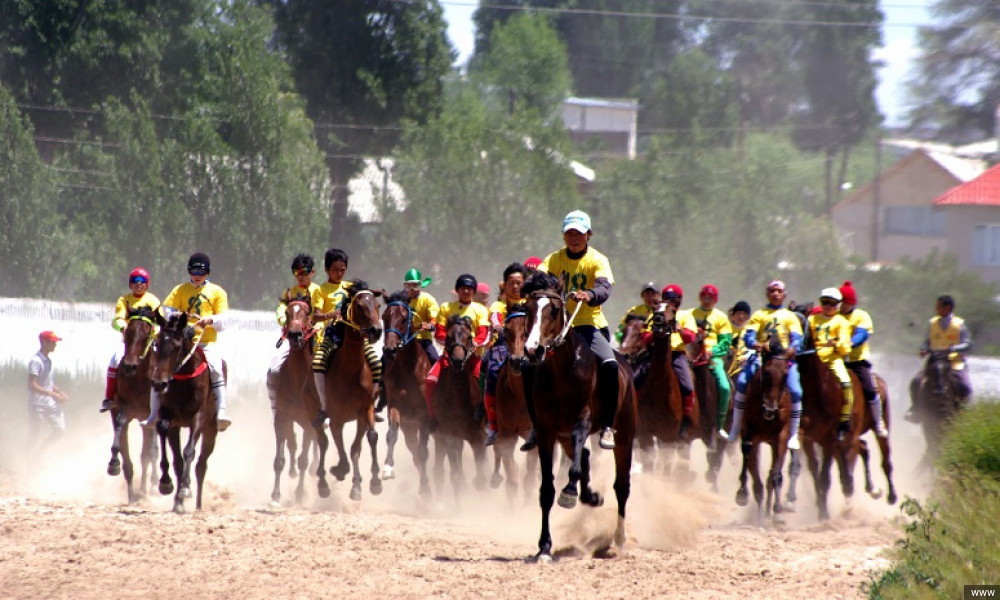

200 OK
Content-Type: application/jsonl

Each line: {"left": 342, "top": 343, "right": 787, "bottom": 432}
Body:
{"left": 519, "top": 429, "right": 538, "bottom": 452}
{"left": 875, "top": 422, "right": 889, "bottom": 439}
{"left": 599, "top": 427, "right": 616, "bottom": 450}
{"left": 678, "top": 415, "right": 692, "bottom": 438}
{"left": 216, "top": 409, "right": 232, "bottom": 432}
{"left": 311, "top": 409, "right": 329, "bottom": 429}
{"left": 717, "top": 428, "right": 731, "bottom": 442}
{"left": 787, "top": 435, "right": 800, "bottom": 451}
{"left": 484, "top": 429, "right": 498, "bottom": 446}
{"left": 99, "top": 398, "right": 114, "bottom": 413}
{"left": 903, "top": 409, "right": 920, "bottom": 424}
{"left": 836, "top": 421, "right": 850, "bottom": 443}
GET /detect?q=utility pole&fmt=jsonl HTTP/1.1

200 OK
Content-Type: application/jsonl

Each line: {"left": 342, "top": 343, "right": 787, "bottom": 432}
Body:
{"left": 871, "top": 137, "right": 882, "bottom": 262}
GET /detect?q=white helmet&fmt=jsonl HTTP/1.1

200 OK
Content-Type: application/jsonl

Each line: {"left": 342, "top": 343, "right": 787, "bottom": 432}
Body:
{"left": 819, "top": 287, "right": 843, "bottom": 302}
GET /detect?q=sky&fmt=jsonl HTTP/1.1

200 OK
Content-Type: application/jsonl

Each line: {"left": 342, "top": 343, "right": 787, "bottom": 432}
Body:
{"left": 441, "top": 0, "right": 934, "bottom": 127}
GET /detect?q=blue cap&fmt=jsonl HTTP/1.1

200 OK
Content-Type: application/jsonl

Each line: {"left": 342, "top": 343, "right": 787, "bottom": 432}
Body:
{"left": 562, "top": 210, "right": 592, "bottom": 234}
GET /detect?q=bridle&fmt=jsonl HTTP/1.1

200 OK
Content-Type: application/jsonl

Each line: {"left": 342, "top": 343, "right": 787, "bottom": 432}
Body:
{"left": 277, "top": 299, "right": 318, "bottom": 348}
{"left": 341, "top": 290, "right": 381, "bottom": 340}
{"left": 126, "top": 313, "right": 157, "bottom": 361}
{"left": 445, "top": 318, "right": 474, "bottom": 369}
{"left": 156, "top": 317, "right": 205, "bottom": 379}
{"left": 527, "top": 291, "right": 581, "bottom": 356}
{"left": 384, "top": 300, "right": 417, "bottom": 347}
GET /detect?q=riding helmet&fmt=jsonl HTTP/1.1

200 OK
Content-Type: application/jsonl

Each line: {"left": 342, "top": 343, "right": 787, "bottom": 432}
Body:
{"left": 661, "top": 284, "right": 683, "bottom": 300}
{"left": 700, "top": 284, "right": 719, "bottom": 301}
{"left": 187, "top": 252, "right": 211, "bottom": 274}
{"left": 455, "top": 273, "right": 478, "bottom": 291}
{"left": 819, "top": 287, "right": 843, "bottom": 302}
{"left": 129, "top": 267, "right": 150, "bottom": 283}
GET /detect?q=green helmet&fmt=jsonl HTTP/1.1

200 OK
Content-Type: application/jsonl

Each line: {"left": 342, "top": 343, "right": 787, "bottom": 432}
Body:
{"left": 404, "top": 268, "right": 432, "bottom": 288}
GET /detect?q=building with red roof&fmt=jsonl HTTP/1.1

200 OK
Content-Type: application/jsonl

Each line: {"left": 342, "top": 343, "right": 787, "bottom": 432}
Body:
{"left": 933, "top": 162, "right": 1000, "bottom": 283}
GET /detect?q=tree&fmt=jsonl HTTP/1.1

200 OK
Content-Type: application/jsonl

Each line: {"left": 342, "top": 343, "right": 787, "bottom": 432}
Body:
{"left": 263, "top": 0, "right": 454, "bottom": 245}
{"left": 907, "top": 0, "right": 1000, "bottom": 142}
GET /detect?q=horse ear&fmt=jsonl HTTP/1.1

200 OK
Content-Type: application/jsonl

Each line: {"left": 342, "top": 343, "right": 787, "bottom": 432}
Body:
{"left": 155, "top": 307, "right": 167, "bottom": 327}
{"left": 374, "top": 288, "right": 384, "bottom": 298}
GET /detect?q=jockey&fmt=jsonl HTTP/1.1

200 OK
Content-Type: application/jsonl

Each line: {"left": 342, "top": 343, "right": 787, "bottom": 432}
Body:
{"left": 524, "top": 256, "right": 542, "bottom": 273}
{"left": 838, "top": 281, "right": 888, "bottom": 438}
{"left": 266, "top": 253, "right": 323, "bottom": 419}
{"left": 483, "top": 262, "right": 527, "bottom": 445}
{"left": 727, "top": 300, "right": 752, "bottom": 378}
{"left": 424, "top": 274, "right": 490, "bottom": 418}
{"left": 721, "top": 279, "right": 803, "bottom": 449}
{"left": 907, "top": 294, "right": 973, "bottom": 421}
{"left": 614, "top": 281, "right": 660, "bottom": 345}
{"left": 101, "top": 267, "right": 161, "bottom": 413}
{"left": 142, "top": 253, "right": 231, "bottom": 431}
{"left": 310, "top": 248, "right": 382, "bottom": 426}
{"left": 807, "top": 288, "right": 855, "bottom": 442}
{"left": 403, "top": 268, "right": 440, "bottom": 363}
{"left": 690, "top": 284, "right": 734, "bottom": 438}
{"left": 643, "top": 285, "right": 698, "bottom": 436}
{"left": 522, "top": 210, "right": 619, "bottom": 451}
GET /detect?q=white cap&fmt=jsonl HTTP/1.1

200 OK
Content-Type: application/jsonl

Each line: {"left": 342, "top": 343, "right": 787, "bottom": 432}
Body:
{"left": 819, "top": 287, "right": 843, "bottom": 302}
{"left": 562, "top": 210, "right": 592, "bottom": 234}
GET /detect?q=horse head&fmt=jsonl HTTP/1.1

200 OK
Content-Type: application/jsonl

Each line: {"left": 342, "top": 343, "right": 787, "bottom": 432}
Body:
{"left": 344, "top": 280, "right": 383, "bottom": 344}
{"left": 151, "top": 309, "right": 191, "bottom": 393}
{"left": 503, "top": 302, "right": 530, "bottom": 374}
{"left": 619, "top": 314, "right": 647, "bottom": 364}
{"left": 381, "top": 290, "right": 414, "bottom": 362}
{"left": 121, "top": 306, "right": 156, "bottom": 376}
{"left": 760, "top": 328, "right": 789, "bottom": 421}
{"left": 283, "top": 295, "right": 313, "bottom": 351}
{"left": 522, "top": 271, "right": 565, "bottom": 365}
{"left": 444, "top": 315, "right": 474, "bottom": 371}
{"left": 650, "top": 302, "right": 677, "bottom": 338}
{"left": 924, "top": 349, "right": 954, "bottom": 399}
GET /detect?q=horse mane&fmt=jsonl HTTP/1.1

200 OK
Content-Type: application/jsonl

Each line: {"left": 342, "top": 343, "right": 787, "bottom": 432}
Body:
{"left": 386, "top": 290, "right": 409, "bottom": 304}
{"left": 522, "top": 271, "right": 561, "bottom": 296}
{"left": 349, "top": 279, "right": 370, "bottom": 294}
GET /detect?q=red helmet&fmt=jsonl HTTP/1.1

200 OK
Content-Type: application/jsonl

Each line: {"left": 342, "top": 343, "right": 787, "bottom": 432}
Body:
{"left": 661, "top": 284, "right": 683, "bottom": 300}
{"left": 699, "top": 284, "right": 719, "bottom": 301}
{"left": 129, "top": 267, "right": 150, "bottom": 284}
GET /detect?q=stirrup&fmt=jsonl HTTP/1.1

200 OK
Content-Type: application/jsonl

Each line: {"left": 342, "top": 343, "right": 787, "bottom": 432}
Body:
{"left": 484, "top": 430, "right": 497, "bottom": 446}
{"left": 599, "top": 428, "right": 616, "bottom": 450}
{"left": 311, "top": 409, "right": 329, "bottom": 428}
{"left": 875, "top": 423, "right": 889, "bottom": 439}
{"left": 519, "top": 430, "right": 537, "bottom": 452}
{"left": 787, "top": 435, "right": 800, "bottom": 450}
{"left": 99, "top": 398, "right": 114, "bottom": 413}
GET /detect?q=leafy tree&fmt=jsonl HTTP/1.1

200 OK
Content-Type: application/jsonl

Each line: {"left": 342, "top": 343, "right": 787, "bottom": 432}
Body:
{"left": 907, "top": 0, "right": 1000, "bottom": 142}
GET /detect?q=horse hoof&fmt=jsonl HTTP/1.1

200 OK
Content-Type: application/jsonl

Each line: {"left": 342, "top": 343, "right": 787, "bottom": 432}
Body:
{"left": 271, "top": 493, "right": 281, "bottom": 504}
{"left": 317, "top": 481, "right": 331, "bottom": 499}
{"left": 173, "top": 502, "right": 186, "bottom": 514}
{"left": 735, "top": 490, "right": 748, "bottom": 507}
{"left": 773, "top": 513, "right": 786, "bottom": 526}
{"left": 869, "top": 487, "right": 884, "bottom": 500}
{"left": 784, "top": 501, "right": 796, "bottom": 513}
{"left": 289, "top": 469, "right": 298, "bottom": 479}
{"left": 269, "top": 500, "right": 282, "bottom": 508}
{"left": 370, "top": 479, "right": 383, "bottom": 496}
{"left": 888, "top": 490, "right": 898, "bottom": 505}
{"left": 107, "top": 462, "right": 121, "bottom": 477}
{"left": 585, "top": 492, "right": 604, "bottom": 508}
{"left": 349, "top": 487, "right": 362, "bottom": 502}
{"left": 178, "top": 487, "right": 192, "bottom": 500}
{"left": 528, "top": 553, "right": 553, "bottom": 565}
{"left": 490, "top": 473, "right": 504, "bottom": 489}
{"left": 159, "top": 481, "right": 174, "bottom": 496}
{"left": 557, "top": 491, "right": 577, "bottom": 509}
{"left": 381, "top": 465, "right": 395, "bottom": 480}
{"left": 630, "top": 463, "right": 643, "bottom": 475}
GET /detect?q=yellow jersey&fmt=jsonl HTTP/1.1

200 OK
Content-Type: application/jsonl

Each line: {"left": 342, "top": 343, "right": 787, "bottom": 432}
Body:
{"left": 318, "top": 280, "right": 353, "bottom": 317}
{"left": 746, "top": 306, "right": 803, "bottom": 350}
{"left": 807, "top": 313, "right": 852, "bottom": 362}
{"left": 842, "top": 307, "right": 874, "bottom": 363}
{"left": 409, "top": 291, "right": 439, "bottom": 341}
{"left": 540, "top": 246, "right": 614, "bottom": 329}
{"left": 616, "top": 303, "right": 656, "bottom": 342}
{"left": 277, "top": 282, "right": 323, "bottom": 326}
{"left": 162, "top": 281, "right": 229, "bottom": 344}
{"left": 690, "top": 306, "right": 733, "bottom": 354}
{"left": 113, "top": 292, "right": 161, "bottom": 332}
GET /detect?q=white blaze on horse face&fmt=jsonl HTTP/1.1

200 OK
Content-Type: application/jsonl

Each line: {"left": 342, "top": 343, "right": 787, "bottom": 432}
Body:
{"left": 525, "top": 297, "right": 550, "bottom": 354}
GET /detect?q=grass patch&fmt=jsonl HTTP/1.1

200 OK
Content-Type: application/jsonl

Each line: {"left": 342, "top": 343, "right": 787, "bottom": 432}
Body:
{"left": 865, "top": 400, "right": 1000, "bottom": 598}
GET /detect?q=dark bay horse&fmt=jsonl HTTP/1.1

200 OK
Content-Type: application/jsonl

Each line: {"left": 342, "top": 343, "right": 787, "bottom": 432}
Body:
{"left": 380, "top": 291, "right": 433, "bottom": 494}
{"left": 150, "top": 310, "right": 219, "bottom": 513}
{"left": 491, "top": 306, "right": 537, "bottom": 501}
{"left": 419, "top": 315, "right": 490, "bottom": 501}
{"left": 687, "top": 332, "right": 732, "bottom": 489}
{"left": 107, "top": 306, "right": 159, "bottom": 503}
{"left": 619, "top": 306, "right": 689, "bottom": 478}
{"left": 318, "top": 282, "right": 383, "bottom": 501}
{"left": 513, "top": 272, "right": 637, "bottom": 562}
{"left": 910, "top": 349, "right": 963, "bottom": 461}
{"left": 270, "top": 297, "right": 329, "bottom": 504}
{"left": 735, "top": 335, "right": 793, "bottom": 523}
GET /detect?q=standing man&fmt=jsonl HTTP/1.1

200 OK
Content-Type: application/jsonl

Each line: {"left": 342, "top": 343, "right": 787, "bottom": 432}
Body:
{"left": 28, "top": 331, "right": 69, "bottom": 453}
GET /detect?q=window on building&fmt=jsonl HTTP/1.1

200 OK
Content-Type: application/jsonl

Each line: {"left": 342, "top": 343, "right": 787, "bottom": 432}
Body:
{"left": 973, "top": 224, "right": 1000, "bottom": 266}
{"left": 883, "top": 206, "right": 946, "bottom": 236}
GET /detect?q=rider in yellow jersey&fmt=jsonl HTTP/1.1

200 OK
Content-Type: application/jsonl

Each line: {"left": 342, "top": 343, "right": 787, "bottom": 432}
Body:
{"left": 614, "top": 282, "right": 660, "bottom": 345}
{"left": 101, "top": 267, "right": 161, "bottom": 413}
{"left": 690, "top": 284, "right": 733, "bottom": 438}
{"left": 726, "top": 300, "right": 752, "bottom": 378}
{"left": 141, "top": 253, "right": 232, "bottom": 431}
{"left": 907, "top": 294, "right": 973, "bottom": 421}
{"left": 403, "top": 268, "right": 440, "bottom": 363}
{"left": 483, "top": 263, "right": 527, "bottom": 445}
{"left": 807, "top": 288, "right": 855, "bottom": 442}
{"left": 838, "top": 281, "right": 888, "bottom": 438}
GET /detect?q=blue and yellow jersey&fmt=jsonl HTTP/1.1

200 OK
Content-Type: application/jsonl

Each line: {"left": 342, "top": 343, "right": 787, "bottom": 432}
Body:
{"left": 746, "top": 306, "right": 803, "bottom": 350}
{"left": 842, "top": 307, "right": 874, "bottom": 363}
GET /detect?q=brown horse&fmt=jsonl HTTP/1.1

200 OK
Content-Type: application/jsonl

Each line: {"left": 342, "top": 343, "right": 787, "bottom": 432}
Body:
{"left": 686, "top": 333, "right": 732, "bottom": 490}
{"left": 910, "top": 349, "right": 963, "bottom": 461}
{"left": 318, "top": 282, "right": 383, "bottom": 501}
{"left": 490, "top": 305, "right": 537, "bottom": 501}
{"left": 269, "top": 297, "right": 329, "bottom": 504}
{"left": 380, "top": 291, "right": 433, "bottom": 494}
{"left": 150, "top": 310, "right": 219, "bottom": 513}
{"left": 512, "top": 272, "right": 637, "bottom": 562}
{"left": 734, "top": 335, "right": 793, "bottom": 523}
{"left": 107, "top": 306, "right": 159, "bottom": 504}
{"left": 418, "top": 315, "right": 489, "bottom": 502}
{"left": 619, "top": 305, "right": 690, "bottom": 478}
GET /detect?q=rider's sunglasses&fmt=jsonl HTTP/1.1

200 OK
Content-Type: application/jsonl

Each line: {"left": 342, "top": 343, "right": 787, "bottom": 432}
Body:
{"left": 293, "top": 268, "right": 312, "bottom": 277}
{"left": 188, "top": 267, "right": 207, "bottom": 276}
{"left": 129, "top": 275, "right": 148, "bottom": 285}
{"left": 820, "top": 299, "right": 838, "bottom": 307}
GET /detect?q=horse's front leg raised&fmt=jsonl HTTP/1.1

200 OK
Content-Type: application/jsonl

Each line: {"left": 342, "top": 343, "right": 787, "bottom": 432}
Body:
{"left": 558, "top": 418, "right": 590, "bottom": 509}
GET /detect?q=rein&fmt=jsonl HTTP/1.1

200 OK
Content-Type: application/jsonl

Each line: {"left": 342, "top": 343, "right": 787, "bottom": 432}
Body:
{"left": 277, "top": 300, "right": 319, "bottom": 348}
{"left": 551, "top": 298, "right": 582, "bottom": 348}
{"left": 128, "top": 314, "right": 157, "bottom": 360}
{"left": 174, "top": 328, "right": 205, "bottom": 373}
{"left": 385, "top": 300, "right": 417, "bottom": 346}
{"left": 341, "top": 290, "right": 378, "bottom": 334}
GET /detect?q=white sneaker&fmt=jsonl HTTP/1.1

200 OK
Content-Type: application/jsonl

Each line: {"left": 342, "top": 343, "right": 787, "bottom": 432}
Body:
{"left": 599, "top": 428, "right": 616, "bottom": 450}
{"left": 787, "top": 435, "right": 800, "bottom": 451}
{"left": 875, "top": 423, "right": 889, "bottom": 439}
{"left": 717, "top": 429, "right": 730, "bottom": 441}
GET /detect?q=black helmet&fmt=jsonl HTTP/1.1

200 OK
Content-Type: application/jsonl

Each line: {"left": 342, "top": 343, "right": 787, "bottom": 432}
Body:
{"left": 454, "top": 273, "right": 477, "bottom": 291}
{"left": 187, "top": 252, "right": 210, "bottom": 274}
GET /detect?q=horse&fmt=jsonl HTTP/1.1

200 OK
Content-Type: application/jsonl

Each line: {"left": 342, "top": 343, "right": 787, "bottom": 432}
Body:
{"left": 150, "top": 310, "right": 219, "bottom": 513}
{"left": 380, "top": 291, "right": 433, "bottom": 494}
{"left": 418, "top": 315, "right": 490, "bottom": 502}
{"left": 512, "top": 272, "right": 637, "bottom": 562}
{"left": 619, "top": 305, "right": 690, "bottom": 479}
{"left": 686, "top": 328, "right": 732, "bottom": 490}
{"left": 269, "top": 296, "right": 330, "bottom": 505}
{"left": 490, "top": 305, "right": 537, "bottom": 501}
{"left": 910, "top": 349, "right": 963, "bottom": 460}
{"left": 734, "top": 334, "right": 793, "bottom": 523}
{"left": 317, "top": 281, "right": 383, "bottom": 501}
{"left": 106, "top": 306, "right": 159, "bottom": 504}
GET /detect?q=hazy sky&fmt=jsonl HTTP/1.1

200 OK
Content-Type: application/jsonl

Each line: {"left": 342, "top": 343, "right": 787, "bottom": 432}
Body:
{"left": 441, "top": 0, "right": 934, "bottom": 127}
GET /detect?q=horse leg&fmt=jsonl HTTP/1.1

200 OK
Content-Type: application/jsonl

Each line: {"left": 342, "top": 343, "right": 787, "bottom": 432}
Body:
{"left": 749, "top": 441, "right": 764, "bottom": 522}
{"left": 433, "top": 434, "right": 446, "bottom": 495}
{"left": 636, "top": 434, "right": 654, "bottom": 474}
{"left": 471, "top": 439, "right": 488, "bottom": 492}
{"left": 877, "top": 434, "right": 897, "bottom": 505}
{"left": 194, "top": 431, "right": 216, "bottom": 511}
{"left": 531, "top": 438, "right": 556, "bottom": 563}
{"left": 367, "top": 420, "right": 383, "bottom": 496}
{"left": 382, "top": 408, "right": 400, "bottom": 480}
{"left": 314, "top": 422, "right": 331, "bottom": 499}
{"left": 490, "top": 441, "right": 505, "bottom": 490}
{"left": 835, "top": 443, "right": 856, "bottom": 499}
{"left": 817, "top": 448, "right": 834, "bottom": 521}
{"left": 108, "top": 410, "right": 124, "bottom": 477}
{"left": 293, "top": 427, "right": 312, "bottom": 504}
{"left": 415, "top": 421, "right": 432, "bottom": 498}
{"left": 612, "top": 432, "right": 633, "bottom": 549}
{"left": 785, "top": 448, "right": 801, "bottom": 511}
{"left": 157, "top": 426, "right": 174, "bottom": 496}
{"left": 168, "top": 429, "right": 185, "bottom": 513}
{"left": 271, "top": 420, "right": 287, "bottom": 505}
{"left": 769, "top": 444, "right": 787, "bottom": 523}
{"left": 735, "top": 439, "right": 751, "bottom": 507}
{"left": 119, "top": 419, "right": 137, "bottom": 504}
{"left": 287, "top": 426, "right": 299, "bottom": 479}
{"left": 329, "top": 424, "right": 350, "bottom": 482}
{"left": 176, "top": 427, "right": 199, "bottom": 513}
{"left": 447, "top": 437, "right": 466, "bottom": 505}
{"left": 858, "top": 439, "right": 882, "bottom": 500}
{"left": 140, "top": 426, "right": 157, "bottom": 498}
{"left": 706, "top": 438, "right": 727, "bottom": 492}
{"left": 349, "top": 422, "right": 365, "bottom": 501}
{"left": 558, "top": 419, "right": 589, "bottom": 509}
{"left": 579, "top": 444, "right": 604, "bottom": 508}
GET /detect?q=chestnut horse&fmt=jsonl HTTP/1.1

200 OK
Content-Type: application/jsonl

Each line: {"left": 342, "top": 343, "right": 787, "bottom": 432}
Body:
{"left": 619, "top": 306, "right": 690, "bottom": 478}
{"left": 512, "top": 272, "right": 637, "bottom": 562}
{"left": 380, "top": 291, "right": 433, "bottom": 494}
{"left": 269, "top": 297, "right": 330, "bottom": 504}
{"left": 317, "top": 282, "right": 383, "bottom": 501}
{"left": 150, "top": 310, "right": 219, "bottom": 513}
{"left": 418, "top": 315, "right": 490, "bottom": 502}
{"left": 490, "top": 305, "right": 537, "bottom": 501}
{"left": 734, "top": 334, "right": 793, "bottom": 523}
{"left": 107, "top": 306, "right": 159, "bottom": 504}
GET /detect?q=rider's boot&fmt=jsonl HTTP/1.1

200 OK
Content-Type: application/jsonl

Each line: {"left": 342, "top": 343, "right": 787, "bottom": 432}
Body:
{"left": 140, "top": 391, "right": 161, "bottom": 429}
{"left": 836, "top": 420, "right": 851, "bottom": 443}
{"left": 214, "top": 383, "right": 231, "bottom": 432}
{"left": 101, "top": 366, "right": 117, "bottom": 412}
{"left": 678, "top": 393, "right": 695, "bottom": 438}
{"left": 484, "top": 421, "right": 498, "bottom": 446}
{"left": 870, "top": 392, "right": 889, "bottom": 438}
{"left": 787, "top": 396, "right": 803, "bottom": 450}
{"left": 520, "top": 429, "right": 538, "bottom": 452}
{"left": 720, "top": 391, "right": 746, "bottom": 441}
{"left": 311, "top": 372, "right": 329, "bottom": 428}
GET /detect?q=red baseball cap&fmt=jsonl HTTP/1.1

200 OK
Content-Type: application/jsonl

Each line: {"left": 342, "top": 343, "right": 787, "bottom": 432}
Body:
{"left": 524, "top": 256, "right": 542, "bottom": 270}
{"left": 700, "top": 284, "right": 719, "bottom": 300}
{"left": 39, "top": 330, "right": 62, "bottom": 342}
{"left": 476, "top": 282, "right": 491, "bottom": 295}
